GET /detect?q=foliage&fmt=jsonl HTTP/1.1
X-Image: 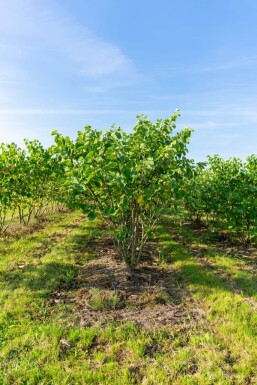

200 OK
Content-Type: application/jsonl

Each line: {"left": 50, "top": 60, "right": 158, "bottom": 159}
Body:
{"left": 2, "top": 112, "right": 257, "bottom": 248}
{"left": 185, "top": 155, "right": 257, "bottom": 242}
{"left": 0, "top": 143, "right": 27, "bottom": 231}
{"left": 0, "top": 140, "right": 66, "bottom": 233}
{"left": 51, "top": 111, "right": 192, "bottom": 269}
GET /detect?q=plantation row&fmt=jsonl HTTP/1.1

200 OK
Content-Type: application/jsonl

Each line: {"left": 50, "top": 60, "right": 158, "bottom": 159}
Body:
{"left": 0, "top": 140, "right": 68, "bottom": 233}
{"left": 1, "top": 111, "right": 257, "bottom": 262}
{"left": 185, "top": 155, "right": 257, "bottom": 242}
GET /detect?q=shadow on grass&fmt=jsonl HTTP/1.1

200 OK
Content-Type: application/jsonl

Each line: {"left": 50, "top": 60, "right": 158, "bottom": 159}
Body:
{"left": 0, "top": 222, "right": 227, "bottom": 297}
{"left": 0, "top": 213, "right": 85, "bottom": 260}
{"left": 159, "top": 218, "right": 257, "bottom": 303}
{"left": 0, "top": 226, "right": 98, "bottom": 299}
{"left": 4, "top": 213, "right": 257, "bottom": 321}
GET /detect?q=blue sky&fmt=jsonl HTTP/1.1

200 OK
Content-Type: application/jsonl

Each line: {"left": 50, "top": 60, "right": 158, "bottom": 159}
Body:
{"left": 1, "top": 0, "right": 257, "bottom": 160}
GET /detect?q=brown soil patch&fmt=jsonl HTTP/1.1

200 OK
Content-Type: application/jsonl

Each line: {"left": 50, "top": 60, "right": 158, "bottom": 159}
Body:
{"left": 70, "top": 236, "right": 205, "bottom": 329}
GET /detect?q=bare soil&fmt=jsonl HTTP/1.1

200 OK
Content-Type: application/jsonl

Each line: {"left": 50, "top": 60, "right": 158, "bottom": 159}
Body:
{"left": 68, "top": 235, "right": 206, "bottom": 330}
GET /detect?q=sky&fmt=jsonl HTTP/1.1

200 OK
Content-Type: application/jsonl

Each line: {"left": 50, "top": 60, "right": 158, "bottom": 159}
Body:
{"left": 1, "top": 0, "right": 257, "bottom": 161}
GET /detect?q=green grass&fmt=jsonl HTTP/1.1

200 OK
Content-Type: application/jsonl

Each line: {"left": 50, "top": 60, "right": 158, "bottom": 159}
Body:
{"left": 1, "top": 212, "right": 257, "bottom": 384}
{"left": 86, "top": 287, "right": 123, "bottom": 310}
{"left": 170, "top": 217, "right": 257, "bottom": 302}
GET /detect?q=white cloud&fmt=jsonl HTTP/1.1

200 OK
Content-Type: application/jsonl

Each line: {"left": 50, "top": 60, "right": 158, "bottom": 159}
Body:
{"left": 0, "top": 0, "right": 137, "bottom": 87}
{"left": 150, "top": 55, "right": 257, "bottom": 78}
{"left": 186, "top": 106, "right": 257, "bottom": 121}
{"left": 193, "top": 56, "right": 257, "bottom": 73}
{"left": 0, "top": 108, "right": 126, "bottom": 116}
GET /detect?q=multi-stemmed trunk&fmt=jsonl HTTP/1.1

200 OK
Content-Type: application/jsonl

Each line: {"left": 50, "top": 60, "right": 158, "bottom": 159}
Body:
{"left": 112, "top": 205, "right": 160, "bottom": 271}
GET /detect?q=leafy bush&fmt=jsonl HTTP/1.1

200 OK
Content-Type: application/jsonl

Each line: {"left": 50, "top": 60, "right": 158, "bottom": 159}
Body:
{"left": 51, "top": 111, "right": 192, "bottom": 269}
{"left": 185, "top": 155, "right": 257, "bottom": 242}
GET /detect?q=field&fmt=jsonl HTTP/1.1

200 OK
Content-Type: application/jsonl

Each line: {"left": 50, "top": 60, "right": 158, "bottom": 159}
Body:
{"left": 1, "top": 211, "right": 257, "bottom": 385}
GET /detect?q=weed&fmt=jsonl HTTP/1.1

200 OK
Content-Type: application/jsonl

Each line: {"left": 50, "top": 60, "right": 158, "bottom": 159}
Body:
{"left": 86, "top": 288, "right": 123, "bottom": 310}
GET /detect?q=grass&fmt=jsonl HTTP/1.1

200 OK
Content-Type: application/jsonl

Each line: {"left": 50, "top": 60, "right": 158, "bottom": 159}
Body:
{"left": 158, "top": 218, "right": 257, "bottom": 384}
{"left": 1, "top": 211, "right": 257, "bottom": 384}
{"left": 86, "top": 288, "right": 123, "bottom": 310}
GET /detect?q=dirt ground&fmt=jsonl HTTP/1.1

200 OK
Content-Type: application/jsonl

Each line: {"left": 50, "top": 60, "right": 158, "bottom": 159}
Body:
{"left": 63, "top": 235, "right": 206, "bottom": 330}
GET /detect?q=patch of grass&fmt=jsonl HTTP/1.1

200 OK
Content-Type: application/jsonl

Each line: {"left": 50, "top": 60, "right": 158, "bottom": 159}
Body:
{"left": 155, "top": 215, "right": 257, "bottom": 384}
{"left": 153, "top": 289, "right": 173, "bottom": 305}
{"left": 86, "top": 288, "right": 123, "bottom": 310}
{"left": 171, "top": 216, "right": 257, "bottom": 302}
{"left": 2, "top": 212, "right": 257, "bottom": 384}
